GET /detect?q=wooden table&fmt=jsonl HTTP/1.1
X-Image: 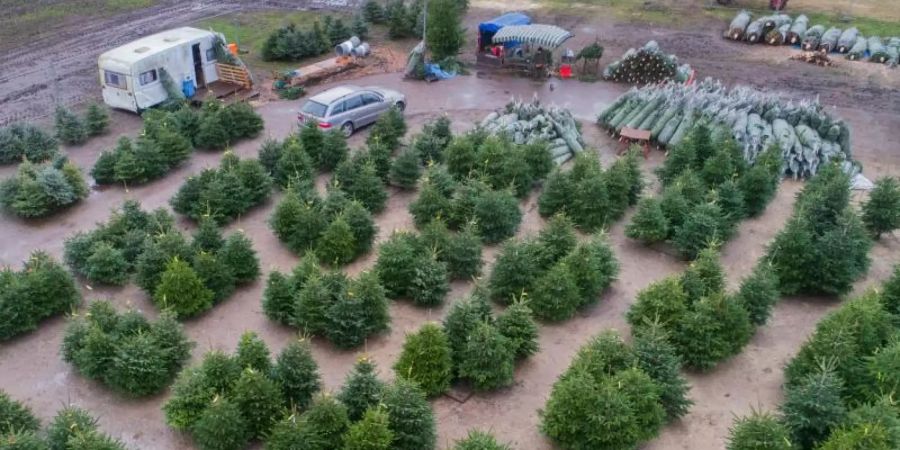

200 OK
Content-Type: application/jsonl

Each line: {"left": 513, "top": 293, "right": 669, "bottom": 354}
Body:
{"left": 618, "top": 127, "right": 652, "bottom": 159}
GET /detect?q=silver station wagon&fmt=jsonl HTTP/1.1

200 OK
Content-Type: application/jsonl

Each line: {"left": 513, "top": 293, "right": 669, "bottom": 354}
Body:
{"left": 298, "top": 85, "right": 406, "bottom": 136}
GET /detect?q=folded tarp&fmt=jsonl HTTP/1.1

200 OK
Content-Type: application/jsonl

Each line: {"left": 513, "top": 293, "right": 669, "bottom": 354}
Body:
{"left": 478, "top": 12, "right": 531, "bottom": 34}
{"left": 492, "top": 24, "right": 573, "bottom": 48}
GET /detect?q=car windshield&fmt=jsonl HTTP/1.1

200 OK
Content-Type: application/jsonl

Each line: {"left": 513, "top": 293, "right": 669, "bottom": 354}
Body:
{"left": 301, "top": 100, "right": 328, "bottom": 117}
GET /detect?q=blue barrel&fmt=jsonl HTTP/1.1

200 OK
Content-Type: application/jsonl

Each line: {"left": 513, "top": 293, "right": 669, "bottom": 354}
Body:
{"left": 182, "top": 78, "right": 195, "bottom": 98}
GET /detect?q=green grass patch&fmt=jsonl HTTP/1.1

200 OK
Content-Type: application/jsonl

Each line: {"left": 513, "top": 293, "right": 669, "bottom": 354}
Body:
{"left": 195, "top": 10, "right": 350, "bottom": 73}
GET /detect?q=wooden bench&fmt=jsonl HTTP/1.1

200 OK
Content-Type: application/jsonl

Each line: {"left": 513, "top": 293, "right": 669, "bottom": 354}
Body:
{"left": 618, "top": 127, "right": 652, "bottom": 159}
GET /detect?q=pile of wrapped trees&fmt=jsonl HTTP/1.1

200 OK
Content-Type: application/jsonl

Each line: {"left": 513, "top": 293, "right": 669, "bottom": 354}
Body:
{"left": 481, "top": 97, "right": 585, "bottom": 165}
{"left": 602, "top": 41, "right": 692, "bottom": 84}
{"left": 726, "top": 10, "right": 900, "bottom": 66}
{"left": 597, "top": 78, "right": 859, "bottom": 179}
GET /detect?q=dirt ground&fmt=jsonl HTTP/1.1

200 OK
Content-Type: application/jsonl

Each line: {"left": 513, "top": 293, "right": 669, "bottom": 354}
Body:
{"left": 2, "top": 3, "right": 900, "bottom": 450}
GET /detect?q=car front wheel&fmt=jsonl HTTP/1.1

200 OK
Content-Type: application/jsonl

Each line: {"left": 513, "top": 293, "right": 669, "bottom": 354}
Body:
{"left": 340, "top": 122, "right": 354, "bottom": 137}
{"left": 395, "top": 101, "right": 406, "bottom": 112}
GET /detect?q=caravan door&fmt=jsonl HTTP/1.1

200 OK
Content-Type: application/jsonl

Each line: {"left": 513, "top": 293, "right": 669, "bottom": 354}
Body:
{"left": 100, "top": 69, "right": 138, "bottom": 112}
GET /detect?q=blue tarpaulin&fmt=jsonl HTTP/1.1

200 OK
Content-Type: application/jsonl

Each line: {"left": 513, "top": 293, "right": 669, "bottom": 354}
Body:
{"left": 478, "top": 12, "right": 531, "bottom": 34}
{"left": 424, "top": 63, "right": 455, "bottom": 80}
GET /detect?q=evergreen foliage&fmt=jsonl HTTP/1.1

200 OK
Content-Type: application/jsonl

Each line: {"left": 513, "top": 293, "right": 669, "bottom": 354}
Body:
{"left": 862, "top": 176, "right": 900, "bottom": 238}
{"left": 0, "top": 251, "right": 80, "bottom": 341}
{"left": 426, "top": 0, "right": 465, "bottom": 60}
{"left": 374, "top": 232, "right": 450, "bottom": 305}
{"left": 338, "top": 357, "right": 386, "bottom": 422}
{"left": 452, "top": 430, "right": 512, "bottom": 450}
{"left": 0, "top": 391, "right": 39, "bottom": 434}
{"left": 323, "top": 271, "right": 391, "bottom": 348}
{"left": 61, "top": 302, "right": 190, "bottom": 396}
{"left": 235, "top": 331, "right": 273, "bottom": 373}
{"left": 0, "top": 159, "right": 88, "bottom": 217}
{"left": 766, "top": 163, "right": 871, "bottom": 296}
{"left": 734, "top": 263, "right": 781, "bottom": 326}
{"left": 0, "top": 123, "right": 59, "bottom": 165}
{"left": 625, "top": 197, "right": 669, "bottom": 243}
{"left": 458, "top": 321, "right": 515, "bottom": 390}
{"left": 367, "top": 107, "right": 407, "bottom": 151}
{"left": 393, "top": 323, "right": 453, "bottom": 397}
{"left": 389, "top": 147, "right": 421, "bottom": 189}
{"left": 333, "top": 158, "right": 388, "bottom": 213}
{"left": 271, "top": 339, "right": 320, "bottom": 410}
{"left": 171, "top": 152, "right": 272, "bottom": 225}
{"left": 496, "top": 301, "right": 539, "bottom": 359}
{"left": 443, "top": 294, "right": 493, "bottom": 373}
{"left": 270, "top": 189, "right": 375, "bottom": 264}
{"left": 381, "top": 378, "right": 436, "bottom": 450}
{"left": 781, "top": 368, "right": 847, "bottom": 449}
{"left": 153, "top": 258, "right": 214, "bottom": 318}
{"left": 192, "top": 397, "right": 249, "bottom": 450}
{"left": 343, "top": 407, "right": 393, "bottom": 450}
{"left": 54, "top": 107, "right": 88, "bottom": 146}
{"left": 84, "top": 103, "right": 110, "bottom": 136}
{"left": 726, "top": 409, "right": 792, "bottom": 450}
{"left": 262, "top": 16, "right": 359, "bottom": 61}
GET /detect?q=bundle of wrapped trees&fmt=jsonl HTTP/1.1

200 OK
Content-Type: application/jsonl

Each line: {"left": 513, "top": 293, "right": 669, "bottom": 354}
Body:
{"left": 725, "top": 11, "right": 899, "bottom": 67}
{"left": 602, "top": 41, "right": 692, "bottom": 84}
{"left": 481, "top": 97, "right": 584, "bottom": 165}
{"left": 597, "top": 78, "right": 859, "bottom": 178}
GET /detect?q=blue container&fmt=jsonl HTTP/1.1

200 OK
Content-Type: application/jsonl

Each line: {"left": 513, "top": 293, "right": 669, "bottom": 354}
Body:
{"left": 182, "top": 78, "right": 195, "bottom": 98}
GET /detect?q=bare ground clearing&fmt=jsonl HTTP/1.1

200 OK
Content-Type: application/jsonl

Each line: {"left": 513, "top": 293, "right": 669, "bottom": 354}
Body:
{"left": 2, "top": 2, "right": 900, "bottom": 450}
{"left": 2, "top": 71, "right": 900, "bottom": 449}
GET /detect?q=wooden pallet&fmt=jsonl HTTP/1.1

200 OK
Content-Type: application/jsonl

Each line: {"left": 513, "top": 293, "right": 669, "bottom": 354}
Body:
{"left": 216, "top": 63, "right": 252, "bottom": 89}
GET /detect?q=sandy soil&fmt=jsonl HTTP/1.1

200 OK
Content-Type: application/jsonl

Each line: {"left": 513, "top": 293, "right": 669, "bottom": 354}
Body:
{"left": 1, "top": 71, "right": 899, "bottom": 449}
{"left": 3, "top": 4, "right": 900, "bottom": 450}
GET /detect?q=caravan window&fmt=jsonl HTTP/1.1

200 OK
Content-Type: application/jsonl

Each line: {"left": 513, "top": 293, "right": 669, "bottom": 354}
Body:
{"left": 104, "top": 71, "right": 127, "bottom": 89}
{"left": 139, "top": 69, "right": 158, "bottom": 86}
{"left": 206, "top": 48, "right": 217, "bottom": 62}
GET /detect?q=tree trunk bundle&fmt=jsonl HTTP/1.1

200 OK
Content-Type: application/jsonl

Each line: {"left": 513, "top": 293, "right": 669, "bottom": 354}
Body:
{"left": 802, "top": 25, "right": 825, "bottom": 50}
{"left": 868, "top": 36, "right": 888, "bottom": 62}
{"left": 596, "top": 79, "right": 858, "bottom": 178}
{"left": 788, "top": 14, "right": 808, "bottom": 44}
{"left": 767, "top": 23, "right": 791, "bottom": 45}
{"left": 727, "top": 10, "right": 753, "bottom": 41}
{"left": 837, "top": 28, "right": 859, "bottom": 53}
{"left": 817, "top": 27, "right": 842, "bottom": 53}
{"left": 846, "top": 36, "right": 867, "bottom": 60}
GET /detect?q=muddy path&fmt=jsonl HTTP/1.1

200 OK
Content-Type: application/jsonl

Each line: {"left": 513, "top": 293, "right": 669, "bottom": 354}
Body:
{"left": 1, "top": 71, "right": 899, "bottom": 449}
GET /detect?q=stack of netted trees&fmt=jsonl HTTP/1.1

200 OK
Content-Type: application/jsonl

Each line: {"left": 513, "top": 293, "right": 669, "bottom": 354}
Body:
{"left": 728, "top": 267, "right": 900, "bottom": 450}
{"left": 480, "top": 97, "right": 584, "bottom": 165}
{"left": 164, "top": 333, "right": 440, "bottom": 450}
{"left": 598, "top": 78, "right": 858, "bottom": 178}
{"left": 725, "top": 10, "right": 900, "bottom": 66}
{"left": 0, "top": 393, "right": 127, "bottom": 449}
{"left": 541, "top": 330, "right": 692, "bottom": 450}
{"left": 602, "top": 41, "right": 692, "bottom": 85}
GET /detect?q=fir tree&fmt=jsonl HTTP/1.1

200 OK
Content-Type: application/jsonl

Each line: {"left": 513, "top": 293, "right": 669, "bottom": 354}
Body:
{"left": 351, "top": 14, "right": 370, "bottom": 41}
{"left": 443, "top": 222, "right": 483, "bottom": 280}
{"left": 275, "top": 140, "right": 315, "bottom": 189}
{"left": 381, "top": 378, "right": 437, "bottom": 450}
{"left": 91, "top": 150, "right": 118, "bottom": 184}
{"left": 270, "top": 190, "right": 326, "bottom": 254}
{"left": 443, "top": 295, "right": 493, "bottom": 373}
{"left": 672, "top": 292, "right": 752, "bottom": 371}
{"left": 234, "top": 331, "right": 272, "bottom": 374}
{"left": 192, "top": 217, "right": 224, "bottom": 253}
{"left": 626, "top": 197, "right": 669, "bottom": 243}
{"left": 613, "top": 367, "right": 666, "bottom": 441}
{"left": 488, "top": 240, "right": 539, "bottom": 305}
{"left": 862, "top": 176, "right": 900, "bottom": 238}
{"left": 529, "top": 261, "right": 582, "bottom": 322}
{"left": 319, "top": 130, "right": 348, "bottom": 171}
{"left": 533, "top": 213, "right": 578, "bottom": 270}
{"left": 299, "top": 121, "right": 326, "bottom": 165}
{"left": 337, "top": 161, "right": 387, "bottom": 213}
{"left": 781, "top": 369, "right": 847, "bottom": 449}
{"left": 46, "top": 405, "right": 98, "bottom": 449}
{"left": 390, "top": 147, "right": 421, "bottom": 189}
{"left": 0, "top": 391, "right": 40, "bottom": 434}
{"left": 192, "top": 396, "right": 249, "bottom": 450}
{"left": 473, "top": 188, "right": 521, "bottom": 244}
{"left": 393, "top": 323, "right": 453, "bottom": 397}
{"left": 155, "top": 127, "right": 192, "bottom": 167}
{"left": 192, "top": 251, "right": 236, "bottom": 303}
{"left": 316, "top": 215, "right": 357, "bottom": 265}
{"left": 363, "top": 0, "right": 385, "bottom": 23}
{"left": 739, "top": 146, "right": 781, "bottom": 217}
{"left": 232, "top": 368, "right": 284, "bottom": 439}
{"left": 726, "top": 409, "right": 793, "bottom": 450}
{"left": 673, "top": 202, "right": 723, "bottom": 260}
{"left": 324, "top": 271, "right": 390, "bottom": 348}
{"left": 84, "top": 104, "right": 110, "bottom": 136}
{"left": 680, "top": 245, "right": 725, "bottom": 301}
{"left": 409, "top": 181, "right": 452, "bottom": 228}
{"left": 338, "top": 356, "right": 386, "bottom": 421}
{"left": 374, "top": 232, "right": 421, "bottom": 298}
{"left": 633, "top": 325, "right": 692, "bottom": 421}
{"left": 459, "top": 321, "right": 515, "bottom": 390}
{"left": 562, "top": 235, "right": 619, "bottom": 306}
{"left": 496, "top": 300, "right": 539, "bottom": 359}
{"left": 343, "top": 407, "right": 393, "bottom": 450}
{"left": 271, "top": 338, "right": 320, "bottom": 410}
{"left": 426, "top": 0, "right": 465, "bottom": 60}
{"left": 153, "top": 258, "right": 214, "bottom": 318}
{"left": 409, "top": 253, "right": 449, "bottom": 307}
{"left": 55, "top": 106, "right": 88, "bottom": 145}
{"left": 298, "top": 394, "right": 350, "bottom": 450}
{"left": 294, "top": 275, "right": 332, "bottom": 335}
{"left": 84, "top": 242, "right": 129, "bottom": 285}
{"left": 195, "top": 112, "right": 230, "bottom": 150}
{"left": 219, "top": 232, "right": 259, "bottom": 284}
{"left": 112, "top": 148, "right": 143, "bottom": 184}
{"left": 453, "top": 430, "right": 512, "bottom": 450}
{"left": 734, "top": 263, "right": 780, "bottom": 326}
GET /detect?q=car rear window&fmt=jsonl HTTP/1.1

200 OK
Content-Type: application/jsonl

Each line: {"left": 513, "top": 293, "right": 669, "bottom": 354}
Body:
{"left": 301, "top": 100, "right": 328, "bottom": 117}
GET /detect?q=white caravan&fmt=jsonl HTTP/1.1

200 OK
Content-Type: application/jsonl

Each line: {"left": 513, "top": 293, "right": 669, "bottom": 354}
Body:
{"left": 98, "top": 27, "right": 223, "bottom": 112}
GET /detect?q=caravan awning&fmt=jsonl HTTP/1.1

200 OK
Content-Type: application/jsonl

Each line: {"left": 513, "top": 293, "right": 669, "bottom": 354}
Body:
{"left": 491, "top": 24, "right": 573, "bottom": 48}
{"left": 478, "top": 12, "right": 532, "bottom": 34}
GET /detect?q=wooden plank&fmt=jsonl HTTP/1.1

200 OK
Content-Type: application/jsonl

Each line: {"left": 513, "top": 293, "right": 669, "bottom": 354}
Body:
{"left": 216, "top": 63, "right": 251, "bottom": 89}
{"left": 620, "top": 127, "right": 651, "bottom": 140}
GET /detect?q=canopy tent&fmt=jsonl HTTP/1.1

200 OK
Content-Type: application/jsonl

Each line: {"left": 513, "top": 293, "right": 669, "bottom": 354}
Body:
{"left": 478, "top": 12, "right": 532, "bottom": 34}
{"left": 492, "top": 24, "right": 573, "bottom": 48}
